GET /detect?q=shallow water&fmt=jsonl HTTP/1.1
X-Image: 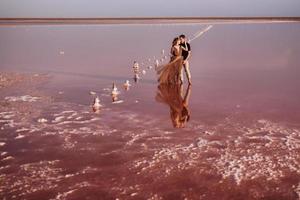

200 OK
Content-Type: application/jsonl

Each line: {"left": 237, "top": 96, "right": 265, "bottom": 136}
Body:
{"left": 1, "top": 22, "right": 300, "bottom": 199}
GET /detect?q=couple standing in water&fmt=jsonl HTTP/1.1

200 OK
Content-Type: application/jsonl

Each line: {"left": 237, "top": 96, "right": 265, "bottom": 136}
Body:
{"left": 156, "top": 34, "right": 192, "bottom": 128}
{"left": 157, "top": 34, "right": 192, "bottom": 85}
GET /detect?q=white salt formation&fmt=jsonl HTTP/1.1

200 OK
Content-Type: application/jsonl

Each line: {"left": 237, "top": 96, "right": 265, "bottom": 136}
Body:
{"left": 155, "top": 59, "right": 159, "bottom": 69}
{"left": 37, "top": 118, "right": 48, "bottom": 123}
{"left": 142, "top": 70, "right": 146, "bottom": 75}
{"left": 123, "top": 80, "right": 131, "bottom": 90}
{"left": 112, "top": 100, "right": 124, "bottom": 104}
{"left": 111, "top": 83, "right": 120, "bottom": 102}
{"left": 92, "top": 96, "right": 102, "bottom": 113}
{"left": 111, "top": 83, "right": 120, "bottom": 96}
{"left": 5, "top": 95, "right": 40, "bottom": 102}
{"left": 89, "top": 91, "right": 96, "bottom": 96}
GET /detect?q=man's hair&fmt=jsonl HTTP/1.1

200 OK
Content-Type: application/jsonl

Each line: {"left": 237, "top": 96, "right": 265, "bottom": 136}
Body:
{"left": 179, "top": 34, "right": 186, "bottom": 39}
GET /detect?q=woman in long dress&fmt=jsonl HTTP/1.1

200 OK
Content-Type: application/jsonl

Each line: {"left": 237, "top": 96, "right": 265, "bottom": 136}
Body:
{"left": 157, "top": 37, "right": 184, "bottom": 84}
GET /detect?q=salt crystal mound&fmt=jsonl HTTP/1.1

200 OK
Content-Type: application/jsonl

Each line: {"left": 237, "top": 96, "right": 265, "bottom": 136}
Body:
{"left": 4, "top": 95, "right": 41, "bottom": 102}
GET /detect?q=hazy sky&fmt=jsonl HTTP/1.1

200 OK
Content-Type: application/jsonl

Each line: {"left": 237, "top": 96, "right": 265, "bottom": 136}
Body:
{"left": 0, "top": 0, "right": 299, "bottom": 18}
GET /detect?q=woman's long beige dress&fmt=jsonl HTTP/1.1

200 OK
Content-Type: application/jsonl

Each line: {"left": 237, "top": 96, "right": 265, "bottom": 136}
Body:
{"left": 157, "top": 46, "right": 183, "bottom": 84}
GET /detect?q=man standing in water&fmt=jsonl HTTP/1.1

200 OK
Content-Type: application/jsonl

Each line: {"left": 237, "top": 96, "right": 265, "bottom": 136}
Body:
{"left": 179, "top": 34, "right": 192, "bottom": 85}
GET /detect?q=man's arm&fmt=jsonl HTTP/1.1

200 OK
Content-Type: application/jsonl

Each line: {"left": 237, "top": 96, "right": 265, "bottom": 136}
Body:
{"left": 184, "top": 43, "right": 191, "bottom": 64}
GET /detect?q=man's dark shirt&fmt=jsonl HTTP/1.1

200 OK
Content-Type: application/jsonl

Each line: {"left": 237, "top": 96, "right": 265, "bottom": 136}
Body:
{"left": 180, "top": 42, "right": 191, "bottom": 60}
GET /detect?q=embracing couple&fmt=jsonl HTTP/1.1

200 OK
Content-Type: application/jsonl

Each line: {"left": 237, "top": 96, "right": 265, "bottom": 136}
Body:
{"left": 157, "top": 34, "right": 192, "bottom": 85}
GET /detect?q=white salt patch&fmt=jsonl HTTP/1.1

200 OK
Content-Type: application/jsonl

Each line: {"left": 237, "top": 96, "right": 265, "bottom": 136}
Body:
{"left": 102, "top": 88, "right": 110, "bottom": 91}
{"left": 53, "top": 110, "right": 75, "bottom": 117}
{"left": 15, "top": 135, "right": 25, "bottom": 139}
{"left": 16, "top": 127, "right": 30, "bottom": 132}
{"left": 56, "top": 117, "right": 100, "bottom": 126}
{"left": 5, "top": 95, "right": 40, "bottom": 102}
{"left": 112, "top": 100, "right": 124, "bottom": 104}
{"left": 147, "top": 136, "right": 171, "bottom": 141}
{"left": 53, "top": 116, "right": 64, "bottom": 123}
{"left": 73, "top": 181, "right": 91, "bottom": 188}
{"left": 258, "top": 119, "right": 268, "bottom": 124}
{"left": 37, "top": 118, "right": 48, "bottom": 123}
{"left": 0, "top": 142, "right": 5, "bottom": 147}
{"left": 61, "top": 110, "right": 75, "bottom": 114}
{"left": 1, "top": 113, "right": 15, "bottom": 119}
{"left": 2, "top": 156, "right": 14, "bottom": 161}
{"left": 131, "top": 193, "right": 138, "bottom": 197}
{"left": 65, "top": 174, "right": 75, "bottom": 178}
{"left": 126, "top": 132, "right": 148, "bottom": 146}
{"left": 1, "top": 152, "right": 8, "bottom": 156}
{"left": 195, "top": 138, "right": 209, "bottom": 148}
{"left": 0, "top": 111, "right": 14, "bottom": 117}
{"left": 55, "top": 189, "right": 77, "bottom": 200}
{"left": 28, "top": 126, "right": 42, "bottom": 133}
{"left": 0, "top": 165, "right": 10, "bottom": 170}
{"left": 81, "top": 166, "right": 100, "bottom": 174}
{"left": 44, "top": 132, "right": 56, "bottom": 135}
{"left": 0, "top": 119, "right": 15, "bottom": 128}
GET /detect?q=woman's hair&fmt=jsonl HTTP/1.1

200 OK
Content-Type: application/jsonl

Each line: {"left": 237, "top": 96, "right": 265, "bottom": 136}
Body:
{"left": 172, "top": 37, "right": 179, "bottom": 47}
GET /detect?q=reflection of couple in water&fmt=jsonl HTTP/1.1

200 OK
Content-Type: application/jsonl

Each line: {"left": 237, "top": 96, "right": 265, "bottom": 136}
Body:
{"left": 156, "top": 84, "right": 191, "bottom": 128}
{"left": 156, "top": 35, "right": 192, "bottom": 128}
{"left": 157, "top": 34, "right": 192, "bottom": 85}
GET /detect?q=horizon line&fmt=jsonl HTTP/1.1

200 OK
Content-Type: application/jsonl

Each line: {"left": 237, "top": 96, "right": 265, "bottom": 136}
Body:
{"left": 0, "top": 17, "right": 299, "bottom": 25}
